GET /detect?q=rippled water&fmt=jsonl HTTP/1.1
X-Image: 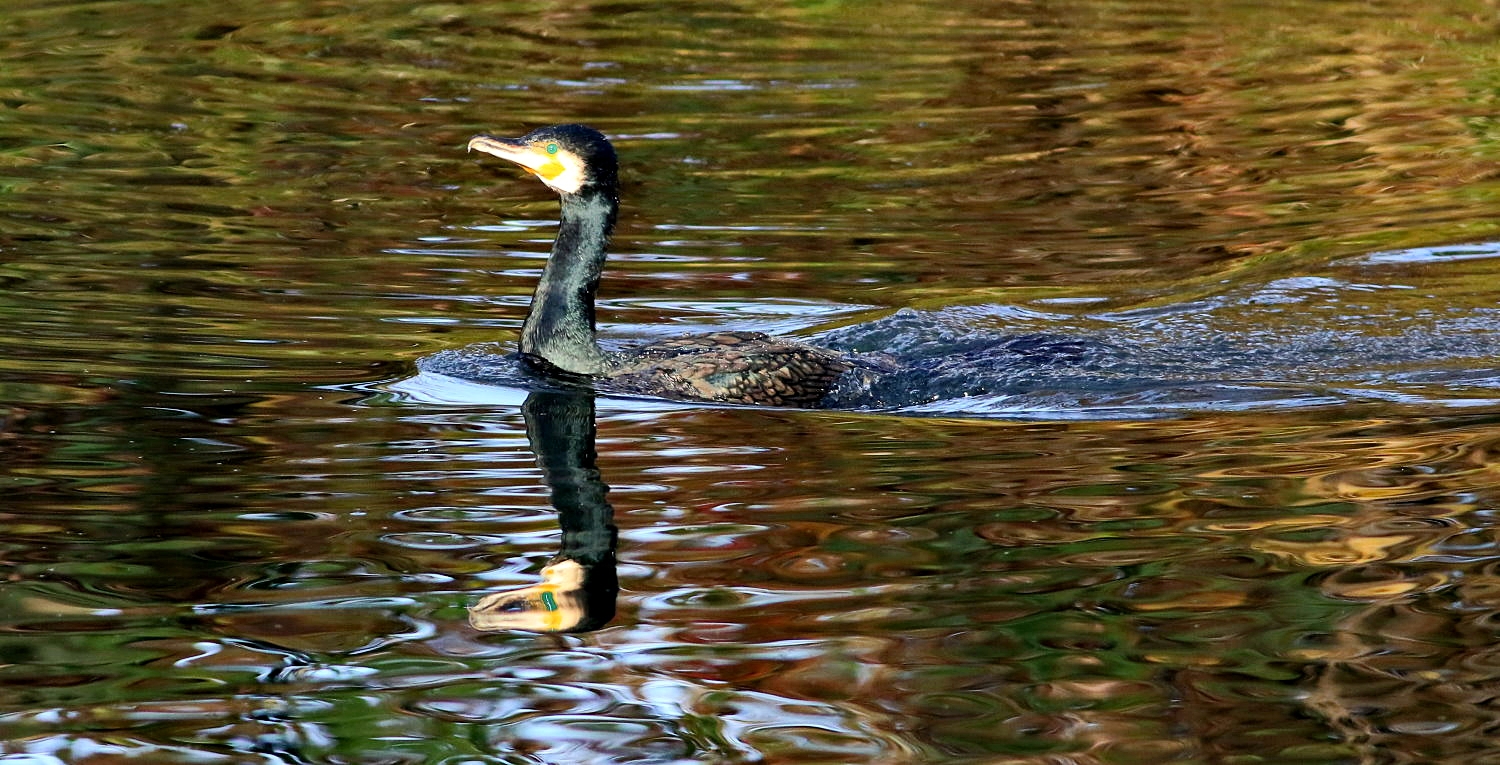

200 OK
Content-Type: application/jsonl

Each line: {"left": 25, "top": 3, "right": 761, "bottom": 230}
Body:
{"left": 7, "top": 0, "right": 1500, "bottom": 762}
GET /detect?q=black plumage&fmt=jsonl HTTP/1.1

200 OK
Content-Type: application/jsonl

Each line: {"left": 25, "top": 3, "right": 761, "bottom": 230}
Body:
{"left": 467, "top": 124, "right": 870, "bottom": 407}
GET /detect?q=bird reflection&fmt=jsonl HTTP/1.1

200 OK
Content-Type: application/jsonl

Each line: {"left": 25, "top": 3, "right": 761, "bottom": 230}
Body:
{"left": 469, "top": 390, "right": 619, "bottom": 633}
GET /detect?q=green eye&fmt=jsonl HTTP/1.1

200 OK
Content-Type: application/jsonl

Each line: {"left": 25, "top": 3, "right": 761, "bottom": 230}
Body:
{"left": 545, "top": 143, "right": 559, "bottom": 155}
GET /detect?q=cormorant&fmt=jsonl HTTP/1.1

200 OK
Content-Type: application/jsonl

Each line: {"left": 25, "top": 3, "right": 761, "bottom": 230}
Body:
{"left": 466, "top": 124, "right": 866, "bottom": 407}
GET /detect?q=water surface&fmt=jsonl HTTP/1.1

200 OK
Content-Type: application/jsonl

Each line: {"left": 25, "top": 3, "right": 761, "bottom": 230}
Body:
{"left": 5, "top": 0, "right": 1500, "bottom": 762}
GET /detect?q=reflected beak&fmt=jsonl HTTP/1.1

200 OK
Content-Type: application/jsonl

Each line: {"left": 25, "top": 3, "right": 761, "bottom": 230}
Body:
{"left": 469, "top": 582, "right": 585, "bottom": 633}
{"left": 468, "top": 134, "right": 547, "bottom": 177}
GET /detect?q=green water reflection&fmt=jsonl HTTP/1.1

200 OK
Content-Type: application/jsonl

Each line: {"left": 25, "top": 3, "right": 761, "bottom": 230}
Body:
{"left": 5, "top": 0, "right": 1500, "bottom": 762}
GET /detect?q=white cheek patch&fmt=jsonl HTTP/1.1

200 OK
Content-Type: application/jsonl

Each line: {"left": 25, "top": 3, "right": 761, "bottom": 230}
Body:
{"left": 538, "top": 151, "right": 587, "bottom": 195}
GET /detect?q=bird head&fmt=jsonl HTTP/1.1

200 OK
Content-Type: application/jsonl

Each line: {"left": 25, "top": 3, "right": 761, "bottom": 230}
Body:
{"left": 468, "top": 559, "right": 603, "bottom": 633}
{"left": 467, "top": 123, "right": 618, "bottom": 197}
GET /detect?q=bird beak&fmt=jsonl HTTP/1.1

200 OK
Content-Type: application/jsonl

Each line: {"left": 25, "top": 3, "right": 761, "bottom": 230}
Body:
{"left": 468, "top": 134, "right": 549, "bottom": 177}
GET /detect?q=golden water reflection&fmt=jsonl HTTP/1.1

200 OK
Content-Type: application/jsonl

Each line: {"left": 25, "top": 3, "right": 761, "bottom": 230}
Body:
{"left": 4, "top": 0, "right": 1500, "bottom": 761}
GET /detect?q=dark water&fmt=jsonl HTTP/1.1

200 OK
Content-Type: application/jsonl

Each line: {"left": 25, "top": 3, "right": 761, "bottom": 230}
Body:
{"left": 7, "top": 0, "right": 1500, "bottom": 762}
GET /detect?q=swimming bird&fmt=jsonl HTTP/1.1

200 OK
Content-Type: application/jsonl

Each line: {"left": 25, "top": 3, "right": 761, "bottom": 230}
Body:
{"left": 466, "top": 124, "right": 868, "bottom": 407}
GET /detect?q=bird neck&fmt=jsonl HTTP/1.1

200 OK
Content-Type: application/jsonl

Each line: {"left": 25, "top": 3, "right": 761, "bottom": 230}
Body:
{"left": 524, "top": 392, "right": 618, "bottom": 572}
{"left": 521, "top": 187, "right": 619, "bottom": 375}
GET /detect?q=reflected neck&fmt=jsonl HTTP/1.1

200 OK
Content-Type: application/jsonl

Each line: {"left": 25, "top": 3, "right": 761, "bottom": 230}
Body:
{"left": 521, "top": 187, "right": 618, "bottom": 376}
